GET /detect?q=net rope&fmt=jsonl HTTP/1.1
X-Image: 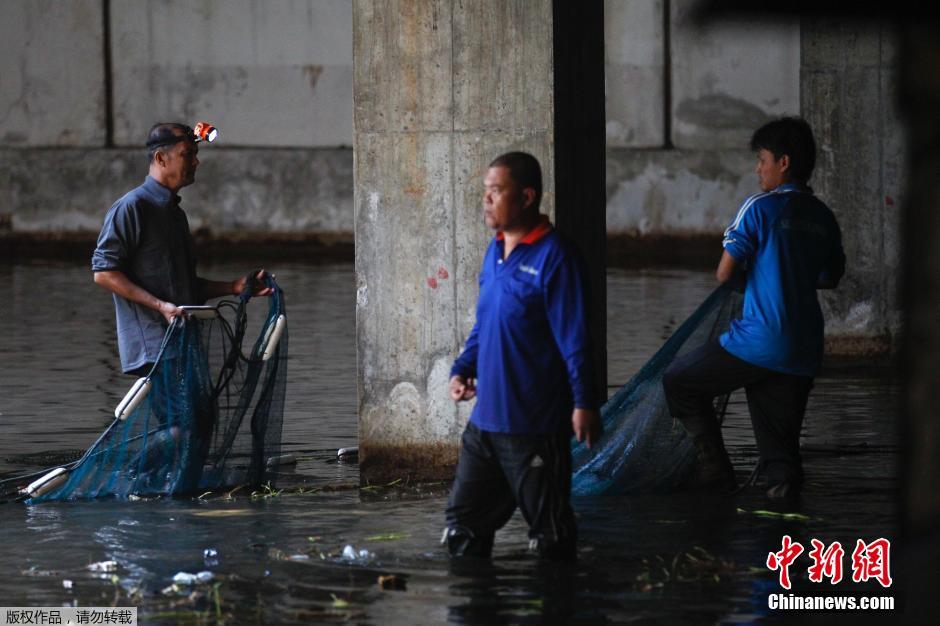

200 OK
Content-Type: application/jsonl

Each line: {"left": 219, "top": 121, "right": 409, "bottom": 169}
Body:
{"left": 572, "top": 284, "right": 742, "bottom": 495}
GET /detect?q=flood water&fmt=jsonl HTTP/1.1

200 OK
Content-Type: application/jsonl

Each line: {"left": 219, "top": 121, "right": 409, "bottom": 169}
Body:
{"left": 0, "top": 261, "right": 900, "bottom": 624}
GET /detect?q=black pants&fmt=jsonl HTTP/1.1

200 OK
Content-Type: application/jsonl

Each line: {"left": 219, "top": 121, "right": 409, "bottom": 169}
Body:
{"left": 662, "top": 339, "right": 814, "bottom": 488}
{"left": 444, "top": 421, "right": 577, "bottom": 560}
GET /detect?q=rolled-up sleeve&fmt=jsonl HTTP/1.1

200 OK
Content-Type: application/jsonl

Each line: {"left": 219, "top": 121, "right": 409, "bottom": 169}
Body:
{"left": 722, "top": 194, "right": 762, "bottom": 262}
{"left": 92, "top": 201, "right": 140, "bottom": 272}
{"left": 544, "top": 250, "right": 596, "bottom": 410}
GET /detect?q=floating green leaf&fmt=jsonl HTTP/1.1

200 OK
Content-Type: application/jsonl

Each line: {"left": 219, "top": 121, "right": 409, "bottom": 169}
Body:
{"left": 736, "top": 507, "right": 811, "bottom": 521}
{"left": 364, "top": 533, "right": 409, "bottom": 542}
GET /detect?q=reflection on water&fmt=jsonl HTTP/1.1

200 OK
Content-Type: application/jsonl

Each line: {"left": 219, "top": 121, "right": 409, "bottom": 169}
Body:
{"left": 0, "top": 262, "right": 899, "bottom": 623}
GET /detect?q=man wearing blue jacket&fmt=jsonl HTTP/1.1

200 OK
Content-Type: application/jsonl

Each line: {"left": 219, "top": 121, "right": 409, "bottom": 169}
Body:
{"left": 663, "top": 117, "right": 845, "bottom": 499}
{"left": 443, "top": 151, "right": 601, "bottom": 561}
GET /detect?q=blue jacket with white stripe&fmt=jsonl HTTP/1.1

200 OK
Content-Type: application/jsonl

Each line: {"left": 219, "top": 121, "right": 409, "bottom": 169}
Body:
{"left": 721, "top": 183, "right": 846, "bottom": 376}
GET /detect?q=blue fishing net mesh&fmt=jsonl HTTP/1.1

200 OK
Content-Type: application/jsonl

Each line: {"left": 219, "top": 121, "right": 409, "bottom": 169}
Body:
{"left": 572, "top": 284, "right": 742, "bottom": 495}
{"left": 19, "top": 279, "right": 287, "bottom": 503}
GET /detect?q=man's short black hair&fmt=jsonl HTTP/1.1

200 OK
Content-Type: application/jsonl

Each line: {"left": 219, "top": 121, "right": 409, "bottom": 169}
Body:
{"left": 489, "top": 151, "right": 543, "bottom": 213}
{"left": 146, "top": 122, "right": 194, "bottom": 162}
{"left": 750, "top": 117, "right": 817, "bottom": 183}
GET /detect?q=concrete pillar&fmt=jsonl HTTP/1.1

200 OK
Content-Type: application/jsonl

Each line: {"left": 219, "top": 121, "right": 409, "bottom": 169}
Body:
{"left": 353, "top": 0, "right": 605, "bottom": 483}
{"left": 801, "top": 20, "right": 904, "bottom": 354}
{"left": 898, "top": 22, "right": 940, "bottom": 620}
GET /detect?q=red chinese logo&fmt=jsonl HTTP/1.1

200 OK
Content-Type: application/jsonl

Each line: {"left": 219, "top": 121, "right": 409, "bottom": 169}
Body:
{"left": 807, "top": 539, "right": 844, "bottom": 584}
{"left": 851, "top": 538, "right": 892, "bottom": 588}
{"left": 766, "top": 535, "right": 804, "bottom": 590}
{"left": 766, "top": 536, "right": 893, "bottom": 589}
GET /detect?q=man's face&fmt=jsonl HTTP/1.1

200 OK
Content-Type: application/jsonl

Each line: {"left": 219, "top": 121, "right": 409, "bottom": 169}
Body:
{"left": 159, "top": 132, "right": 199, "bottom": 190}
{"left": 755, "top": 148, "right": 789, "bottom": 192}
{"left": 483, "top": 166, "right": 531, "bottom": 231}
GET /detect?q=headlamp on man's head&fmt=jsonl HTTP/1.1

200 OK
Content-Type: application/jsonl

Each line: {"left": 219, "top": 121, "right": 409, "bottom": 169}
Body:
{"left": 145, "top": 121, "right": 219, "bottom": 151}
{"left": 193, "top": 122, "right": 218, "bottom": 143}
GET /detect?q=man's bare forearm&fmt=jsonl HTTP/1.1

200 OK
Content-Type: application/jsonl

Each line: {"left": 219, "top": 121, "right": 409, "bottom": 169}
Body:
{"left": 94, "top": 270, "right": 164, "bottom": 311}
{"left": 93, "top": 270, "right": 184, "bottom": 323}
{"left": 198, "top": 277, "right": 237, "bottom": 302}
{"left": 716, "top": 250, "right": 740, "bottom": 284}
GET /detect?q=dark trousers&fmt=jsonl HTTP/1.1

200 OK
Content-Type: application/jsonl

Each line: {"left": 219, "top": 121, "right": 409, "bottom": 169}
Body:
{"left": 662, "top": 339, "right": 814, "bottom": 487}
{"left": 444, "top": 421, "right": 577, "bottom": 560}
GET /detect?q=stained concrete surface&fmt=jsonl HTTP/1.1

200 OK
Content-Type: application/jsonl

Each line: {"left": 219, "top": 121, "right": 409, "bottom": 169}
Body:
{"left": 0, "top": 148, "right": 353, "bottom": 236}
{"left": 606, "top": 148, "right": 755, "bottom": 235}
{"left": 354, "top": 0, "right": 561, "bottom": 481}
{"left": 801, "top": 20, "right": 904, "bottom": 346}
{"left": 670, "top": 0, "right": 801, "bottom": 150}
{"left": 604, "top": 0, "right": 664, "bottom": 147}
{"left": 0, "top": 0, "right": 105, "bottom": 147}
{"left": 110, "top": 0, "right": 352, "bottom": 147}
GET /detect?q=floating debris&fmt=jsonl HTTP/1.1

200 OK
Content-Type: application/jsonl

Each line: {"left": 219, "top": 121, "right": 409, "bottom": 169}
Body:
{"left": 364, "top": 533, "right": 409, "bottom": 542}
{"left": 191, "top": 509, "right": 254, "bottom": 518}
{"left": 196, "top": 571, "right": 215, "bottom": 584}
{"left": 360, "top": 478, "right": 402, "bottom": 493}
{"left": 337, "top": 447, "right": 358, "bottom": 461}
{"left": 172, "top": 571, "right": 215, "bottom": 586}
{"left": 250, "top": 483, "right": 281, "bottom": 499}
{"left": 173, "top": 572, "right": 198, "bottom": 586}
{"left": 266, "top": 453, "right": 297, "bottom": 468}
{"left": 203, "top": 548, "right": 219, "bottom": 567}
{"left": 377, "top": 574, "right": 406, "bottom": 591}
{"left": 736, "top": 507, "right": 812, "bottom": 521}
{"left": 634, "top": 547, "right": 739, "bottom": 592}
{"left": 341, "top": 545, "right": 374, "bottom": 562}
{"left": 20, "top": 566, "right": 59, "bottom": 577}
{"left": 161, "top": 583, "right": 184, "bottom": 596}
{"left": 87, "top": 561, "right": 117, "bottom": 573}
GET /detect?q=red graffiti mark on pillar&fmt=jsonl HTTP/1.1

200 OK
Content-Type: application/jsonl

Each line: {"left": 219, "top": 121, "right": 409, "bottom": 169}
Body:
{"left": 427, "top": 277, "right": 438, "bottom": 289}
{"left": 437, "top": 267, "right": 449, "bottom": 280}
{"left": 885, "top": 196, "right": 895, "bottom": 206}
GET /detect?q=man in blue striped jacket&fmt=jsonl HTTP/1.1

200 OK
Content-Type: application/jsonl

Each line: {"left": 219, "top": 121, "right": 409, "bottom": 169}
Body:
{"left": 663, "top": 117, "right": 846, "bottom": 499}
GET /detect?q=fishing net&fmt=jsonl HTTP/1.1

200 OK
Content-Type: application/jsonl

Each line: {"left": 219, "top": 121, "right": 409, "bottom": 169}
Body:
{"left": 572, "top": 284, "right": 742, "bottom": 496}
{"left": 5, "top": 274, "right": 288, "bottom": 503}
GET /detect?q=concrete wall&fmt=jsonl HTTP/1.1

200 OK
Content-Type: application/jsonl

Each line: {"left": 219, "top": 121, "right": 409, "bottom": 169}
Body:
{"left": 0, "top": 148, "right": 352, "bottom": 234}
{"left": 802, "top": 21, "right": 904, "bottom": 349}
{"left": 0, "top": 1, "right": 105, "bottom": 147}
{"left": 1, "top": 0, "right": 802, "bottom": 241}
{"left": 0, "top": 0, "right": 353, "bottom": 240}
{"left": 605, "top": 0, "right": 664, "bottom": 148}
{"left": 111, "top": 0, "right": 351, "bottom": 148}
{"left": 671, "top": 3, "right": 800, "bottom": 150}
{"left": 604, "top": 0, "right": 801, "bottom": 237}
{"left": 354, "top": 0, "right": 559, "bottom": 481}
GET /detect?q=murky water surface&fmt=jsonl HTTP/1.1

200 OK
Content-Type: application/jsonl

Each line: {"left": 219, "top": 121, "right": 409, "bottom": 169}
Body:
{"left": 0, "top": 262, "right": 899, "bottom": 624}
